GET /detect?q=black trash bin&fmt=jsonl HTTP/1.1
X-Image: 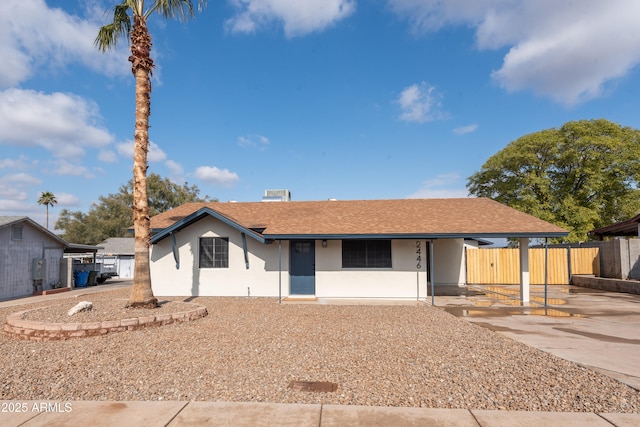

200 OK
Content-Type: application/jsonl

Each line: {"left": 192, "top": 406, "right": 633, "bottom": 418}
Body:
{"left": 87, "top": 270, "right": 98, "bottom": 287}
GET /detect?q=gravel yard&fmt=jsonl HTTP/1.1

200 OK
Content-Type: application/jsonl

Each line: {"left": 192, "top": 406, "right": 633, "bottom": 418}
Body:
{"left": 1, "top": 288, "right": 639, "bottom": 412}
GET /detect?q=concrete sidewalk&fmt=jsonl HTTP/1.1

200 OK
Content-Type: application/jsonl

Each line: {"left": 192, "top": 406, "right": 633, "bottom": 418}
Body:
{"left": 1, "top": 401, "right": 639, "bottom": 427}
{"left": 0, "top": 280, "right": 133, "bottom": 309}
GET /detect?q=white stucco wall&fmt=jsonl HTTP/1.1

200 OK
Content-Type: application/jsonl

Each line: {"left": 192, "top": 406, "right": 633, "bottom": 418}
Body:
{"left": 316, "top": 239, "right": 468, "bottom": 299}
{"left": 433, "top": 238, "right": 468, "bottom": 287}
{"left": 151, "top": 217, "right": 471, "bottom": 299}
{"left": 151, "top": 217, "right": 290, "bottom": 297}
{"left": 315, "top": 239, "right": 426, "bottom": 299}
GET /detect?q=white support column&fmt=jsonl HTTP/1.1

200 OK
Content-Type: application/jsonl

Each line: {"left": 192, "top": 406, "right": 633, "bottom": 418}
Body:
{"left": 519, "top": 238, "right": 530, "bottom": 305}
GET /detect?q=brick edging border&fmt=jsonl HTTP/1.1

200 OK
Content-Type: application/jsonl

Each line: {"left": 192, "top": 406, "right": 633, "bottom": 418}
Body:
{"left": 2, "top": 303, "right": 208, "bottom": 341}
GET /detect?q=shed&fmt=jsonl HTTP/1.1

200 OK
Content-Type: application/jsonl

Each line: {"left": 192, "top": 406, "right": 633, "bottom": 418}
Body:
{"left": 0, "top": 216, "right": 67, "bottom": 299}
{"left": 97, "top": 237, "right": 135, "bottom": 279}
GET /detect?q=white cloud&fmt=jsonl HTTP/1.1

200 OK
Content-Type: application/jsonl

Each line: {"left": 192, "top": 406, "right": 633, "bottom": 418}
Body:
{"left": 98, "top": 150, "right": 118, "bottom": 163}
{"left": 0, "top": 199, "right": 33, "bottom": 212}
{"left": 0, "top": 155, "right": 37, "bottom": 170}
{"left": 396, "top": 82, "right": 445, "bottom": 123}
{"left": 116, "top": 142, "right": 187, "bottom": 183}
{"left": 0, "top": 186, "right": 28, "bottom": 201}
{"left": 0, "top": 0, "right": 128, "bottom": 88}
{"left": 0, "top": 173, "right": 42, "bottom": 187}
{"left": 388, "top": 0, "right": 640, "bottom": 105}
{"left": 0, "top": 89, "right": 114, "bottom": 158}
{"left": 116, "top": 142, "right": 134, "bottom": 158}
{"left": 407, "top": 173, "right": 469, "bottom": 199}
{"left": 55, "top": 192, "right": 80, "bottom": 207}
{"left": 165, "top": 160, "right": 184, "bottom": 176}
{"left": 0, "top": 172, "right": 40, "bottom": 214}
{"left": 0, "top": 171, "right": 77, "bottom": 218}
{"left": 226, "top": 0, "right": 356, "bottom": 37}
{"left": 50, "top": 159, "right": 94, "bottom": 178}
{"left": 238, "top": 134, "right": 270, "bottom": 150}
{"left": 165, "top": 159, "right": 186, "bottom": 183}
{"left": 195, "top": 166, "right": 240, "bottom": 188}
{"left": 116, "top": 140, "right": 167, "bottom": 163}
{"left": 453, "top": 124, "right": 478, "bottom": 135}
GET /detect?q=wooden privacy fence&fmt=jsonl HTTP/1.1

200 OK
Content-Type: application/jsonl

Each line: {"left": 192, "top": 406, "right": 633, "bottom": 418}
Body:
{"left": 466, "top": 247, "right": 600, "bottom": 285}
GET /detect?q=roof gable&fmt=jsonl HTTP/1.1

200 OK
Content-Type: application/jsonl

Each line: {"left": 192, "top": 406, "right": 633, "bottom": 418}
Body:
{"left": 0, "top": 216, "right": 69, "bottom": 246}
{"left": 150, "top": 198, "right": 568, "bottom": 242}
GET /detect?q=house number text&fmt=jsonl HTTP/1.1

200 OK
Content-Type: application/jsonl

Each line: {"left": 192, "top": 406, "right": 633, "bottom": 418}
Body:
{"left": 416, "top": 241, "right": 422, "bottom": 269}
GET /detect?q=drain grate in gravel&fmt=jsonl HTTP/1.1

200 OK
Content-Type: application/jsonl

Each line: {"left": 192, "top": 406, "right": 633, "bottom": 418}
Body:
{"left": 288, "top": 381, "right": 338, "bottom": 393}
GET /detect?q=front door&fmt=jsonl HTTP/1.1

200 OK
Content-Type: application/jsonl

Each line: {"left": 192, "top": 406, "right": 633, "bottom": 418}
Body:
{"left": 290, "top": 240, "right": 315, "bottom": 295}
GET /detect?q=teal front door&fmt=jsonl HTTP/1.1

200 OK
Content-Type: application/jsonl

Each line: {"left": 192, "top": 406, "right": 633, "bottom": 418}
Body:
{"left": 290, "top": 240, "right": 315, "bottom": 295}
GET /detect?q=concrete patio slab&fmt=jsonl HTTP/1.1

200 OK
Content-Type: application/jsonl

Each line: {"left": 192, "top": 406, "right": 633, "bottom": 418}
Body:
{"left": 441, "top": 285, "right": 640, "bottom": 390}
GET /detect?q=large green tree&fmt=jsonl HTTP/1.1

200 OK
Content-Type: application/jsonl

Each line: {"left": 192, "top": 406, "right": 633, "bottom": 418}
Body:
{"left": 467, "top": 119, "right": 640, "bottom": 242}
{"left": 37, "top": 191, "right": 57, "bottom": 230}
{"left": 96, "top": 0, "right": 206, "bottom": 308}
{"left": 56, "top": 174, "right": 210, "bottom": 245}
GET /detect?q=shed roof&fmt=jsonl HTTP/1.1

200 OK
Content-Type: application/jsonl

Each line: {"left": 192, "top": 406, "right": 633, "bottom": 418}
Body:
{"left": 0, "top": 216, "right": 68, "bottom": 247}
{"left": 589, "top": 214, "right": 640, "bottom": 238}
{"left": 97, "top": 237, "right": 134, "bottom": 255}
{"left": 0, "top": 216, "right": 30, "bottom": 227}
{"left": 0, "top": 216, "right": 103, "bottom": 253}
{"left": 150, "top": 198, "right": 568, "bottom": 243}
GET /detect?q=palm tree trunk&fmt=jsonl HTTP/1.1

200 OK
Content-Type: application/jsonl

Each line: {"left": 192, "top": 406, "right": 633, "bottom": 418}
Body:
{"left": 128, "top": 16, "right": 157, "bottom": 308}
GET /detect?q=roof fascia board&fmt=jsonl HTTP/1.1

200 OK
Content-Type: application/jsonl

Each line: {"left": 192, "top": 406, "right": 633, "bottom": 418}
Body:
{"left": 590, "top": 213, "right": 640, "bottom": 236}
{"left": 263, "top": 232, "right": 568, "bottom": 240}
{"left": 65, "top": 244, "right": 104, "bottom": 253}
{"left": 151, "top": 207, "right": 266, "bottom": 244}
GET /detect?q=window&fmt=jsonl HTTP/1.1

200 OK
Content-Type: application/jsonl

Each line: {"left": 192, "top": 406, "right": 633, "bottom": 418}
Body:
{"left": 342, "top": 240, "right": 392, "bottom": 268}
{"left": 294, "top": 241, "right": 311, "bottom": 254}
{"left": 11, "top": 225, "right": 23, "bottom": 241}
{"left": 199, "top": 237, "right": 229, "bottom": 268}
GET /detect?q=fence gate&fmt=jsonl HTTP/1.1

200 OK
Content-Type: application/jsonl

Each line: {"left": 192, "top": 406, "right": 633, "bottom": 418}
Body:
{"left": 466, "top": 247, "right": 600, "bottom": 285}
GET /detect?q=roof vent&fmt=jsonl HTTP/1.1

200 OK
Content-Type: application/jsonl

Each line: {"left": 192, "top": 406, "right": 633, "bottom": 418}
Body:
{"left": 262, "top": 189, "right": 291, "bottom": 202}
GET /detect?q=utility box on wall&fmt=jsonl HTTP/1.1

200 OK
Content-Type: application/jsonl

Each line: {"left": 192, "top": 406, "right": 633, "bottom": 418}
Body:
{"left": 32, "top": 258, "right": 46, "bottom": 280}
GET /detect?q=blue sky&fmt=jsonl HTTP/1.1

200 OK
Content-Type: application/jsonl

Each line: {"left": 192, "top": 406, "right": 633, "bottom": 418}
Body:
{"left": 2, "top": 0, "right": 640, "bottom": 230}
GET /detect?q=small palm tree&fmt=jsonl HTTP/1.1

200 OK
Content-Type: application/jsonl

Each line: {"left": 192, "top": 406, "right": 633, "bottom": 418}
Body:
{"left": 37, "top": 191, "right": 57, "bottom": 230}
{"left": 95, "top": 0, "right": 206, "bottom": 308}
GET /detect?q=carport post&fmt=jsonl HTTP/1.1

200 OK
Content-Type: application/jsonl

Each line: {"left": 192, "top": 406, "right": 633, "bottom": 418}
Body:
{"left": 278, "top": 240, "right": 282, "bottom": 304}
{"left": 519, "top": 238, "right": 530, "bottom": 304}
{"left": 429, "top": 239, "right": 435, "bottom": 306}
{"left": 544, "top": 238, "right": 549, "bottom": 308}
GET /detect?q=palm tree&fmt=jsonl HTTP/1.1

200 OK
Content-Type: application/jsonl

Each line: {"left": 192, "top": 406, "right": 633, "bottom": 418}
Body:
{"left": 95, "top": 0, "right": 206, "bottom": 308}
{"left": 37, "top": 191, "right": 57, "bottom": 230}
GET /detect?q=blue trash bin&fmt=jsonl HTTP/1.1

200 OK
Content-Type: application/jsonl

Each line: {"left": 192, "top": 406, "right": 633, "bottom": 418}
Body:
{"left": 74, "top": 271, "right": 89, "bottom": 287}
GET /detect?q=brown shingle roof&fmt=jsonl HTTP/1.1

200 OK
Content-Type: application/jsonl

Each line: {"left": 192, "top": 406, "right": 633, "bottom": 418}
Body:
{"left": 150, "top": 198, "right": 568, "bottom": 238}
{"left": 589, "top": 213, "right": 640, "bottom": 238}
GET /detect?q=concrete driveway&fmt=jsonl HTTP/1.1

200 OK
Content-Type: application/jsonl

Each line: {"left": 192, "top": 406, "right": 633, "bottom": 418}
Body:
{"left": 440, "top": 285, "right": 640, "bottom": 390}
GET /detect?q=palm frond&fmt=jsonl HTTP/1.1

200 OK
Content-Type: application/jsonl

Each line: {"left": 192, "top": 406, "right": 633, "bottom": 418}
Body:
{"left": 95, "top": 2, "right": 133, "bottom": 52}
{"left": 146, "top": 0, "right": 207, "bottom": 21}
